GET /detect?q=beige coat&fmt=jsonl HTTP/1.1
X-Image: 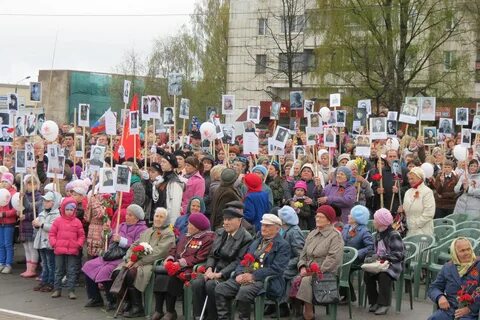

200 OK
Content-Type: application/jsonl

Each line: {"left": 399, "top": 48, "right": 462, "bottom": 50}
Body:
{"left": 117, "top": 226, "right": 175, "bottom": 292}
{"left": 404, "top": 183, "right": 435, "bottom": 237}
{"left": 296, "top": 224, "right": 344, "bottom": 304}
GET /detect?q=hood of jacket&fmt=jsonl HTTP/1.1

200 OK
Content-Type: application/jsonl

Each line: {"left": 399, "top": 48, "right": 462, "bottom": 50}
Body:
{"left": 60, "top": 197, "right": 77, "bottom": 220}
{"left": 186, "top": 196, "right": 206, "bottom": 215}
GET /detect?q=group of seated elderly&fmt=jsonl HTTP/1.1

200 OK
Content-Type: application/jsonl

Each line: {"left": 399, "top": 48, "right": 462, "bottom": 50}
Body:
{"left": 79, "top": 199, "right": 480, "bottom": 320}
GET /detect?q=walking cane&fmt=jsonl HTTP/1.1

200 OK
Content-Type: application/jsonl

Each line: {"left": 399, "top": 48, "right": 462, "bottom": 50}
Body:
{"left": 114, "top": 288, "right": 128, "bottom": 318}
{"left": 199, "top": 268, "right": 217, "bottom": 320}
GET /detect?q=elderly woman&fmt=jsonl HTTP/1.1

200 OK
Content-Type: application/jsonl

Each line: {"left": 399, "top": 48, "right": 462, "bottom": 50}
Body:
{"left": 82, "top": 204, "right": 148, "bottom": 310}
{"left": 364, "top": 209, "right": 405, "bottom": 315}
{"left": 428, "top": 237, "right": 480, "bottom": 320}
{"left": 318, "top": 166, "right": 356, "bottom": 224}
{"left": 346, "top": 160, "right": 374, "bottom": 207}
{"left": 295, "top": 205, "right": 344, "bottom": 320}
{"left": 152, "top": 213, "right": 215, "bottom": 320}
{"left": 454, "top": 159, "right": 480, "bottom": 220}
{"left": 399, "top": 167, "right": 435, "bottom": 237}
{"left": 180, "top": 156, "right": 205, "bottom": 215}
{"left": 108, "top": 208, "right": 175, "bottom": 318}
{"left": 340, "top": 205, "right": 374, "bottom": 302}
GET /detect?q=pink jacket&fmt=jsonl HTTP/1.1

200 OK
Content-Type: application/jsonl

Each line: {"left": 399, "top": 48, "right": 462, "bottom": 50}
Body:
{"left": 181, "top": 171, "right": 205, "bottom": 214}
{"left": 0, "top": 186, "right": 17, "bottom": 225}
{"left": 49, "top": 197, "right": 85, "bottom": 255}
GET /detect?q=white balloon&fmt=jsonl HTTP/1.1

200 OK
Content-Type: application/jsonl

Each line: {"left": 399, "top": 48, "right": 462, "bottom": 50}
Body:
{"left": 200, "top": 122, "right": 217, "bottom": 142}
{"left": 40, "top": 121, "right": 59, "bottom": 142}
{"left": 453, "top": 145, "right": 468, "bottom": 161}
{"left": 420, "top": 163, "right": 434, "bottom": 179}
{"left": 319, "top": 107, "right": 331, "bottom": 121}
{"left": 11, "top": 192, "right": 20, "bottom": 210}
{"left": 0, "top": 189, "right": 11, "bottom": 207}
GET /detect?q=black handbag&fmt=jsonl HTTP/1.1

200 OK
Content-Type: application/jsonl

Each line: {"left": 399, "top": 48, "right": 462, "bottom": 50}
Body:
{"left": 311, "top": 272, "right": 339, "bottom": 305}
{"left": 103, "top": 242, "right": 128, "bottom": 261}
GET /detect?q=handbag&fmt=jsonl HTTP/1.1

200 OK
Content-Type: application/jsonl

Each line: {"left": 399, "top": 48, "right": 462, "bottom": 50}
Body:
{"left": 312, "top": 272, "right": 339, "bottom": 305}
{"left": 103, "top": 242, "right": 128, "bottom": 261}
{"left": 361, "top": 260, "right": 390, "bottom": 274}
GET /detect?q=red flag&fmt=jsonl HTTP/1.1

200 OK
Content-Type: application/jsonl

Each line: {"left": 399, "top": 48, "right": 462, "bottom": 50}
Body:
{"left": 114, "top": 94, "right": 141, "bottom": 161}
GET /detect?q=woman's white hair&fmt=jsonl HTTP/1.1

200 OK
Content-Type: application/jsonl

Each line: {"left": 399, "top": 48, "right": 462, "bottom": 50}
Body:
{"left": 154, "top": 207, "right": 168, "bottom": 217}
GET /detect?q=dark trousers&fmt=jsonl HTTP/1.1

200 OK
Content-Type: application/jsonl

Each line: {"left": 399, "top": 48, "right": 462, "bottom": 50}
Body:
{"left": 364, "top": 272, "right": 393, "bottom": 307}
{"left": 434, "top": 208, "right": 454, "bottom": 219}
{"left": 191, "top": 277, "right": 221, "bottom": 320}
{"left": 215, "top": 279, "right": 264, "bottom": 320}
{"left": 85, "top": 275, "right": 114, "bottom": 303}
{"left": 39, "top": 249, "right": 55, "bottom": 285}
{"left": 54, "top": 254, "right": 79, "bottom": 291}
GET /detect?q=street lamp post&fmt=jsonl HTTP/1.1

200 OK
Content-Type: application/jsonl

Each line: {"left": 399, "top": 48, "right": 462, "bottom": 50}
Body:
{"left": 15, "top": 76, "right": 31, "bottom": 93}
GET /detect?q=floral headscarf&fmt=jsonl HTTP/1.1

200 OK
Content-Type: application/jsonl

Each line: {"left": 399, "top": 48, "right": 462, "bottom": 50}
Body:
{"left": 450, "top": 237, "right": 477, "bottom": 277}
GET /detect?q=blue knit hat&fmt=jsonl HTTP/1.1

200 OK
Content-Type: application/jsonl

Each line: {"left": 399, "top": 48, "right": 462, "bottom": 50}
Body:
{"left": 278, "top": 206, "right": 299, "bottom": 226}
{"left": 336, "top": 166, "right": 352, "bottom": 182}
{"left": 350, "top": 205, "right": 370, "bottom": 225}
{"left": 252, "top": 165, "right": 267, "bottom": 177}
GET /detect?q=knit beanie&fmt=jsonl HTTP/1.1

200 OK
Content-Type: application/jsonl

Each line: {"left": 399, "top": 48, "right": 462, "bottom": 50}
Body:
{"left": 220, "top": 168, "right": 237, "bottom": 185}
{"left": 350, "top": 205, "right": 370, "bottom": 226}
{"left": 373, "top": 208, "right": 393, "bottom": 227}
{"left": 244, "top": 173, "right": 262, "bottom": 192}
{"left": 127, "top": 204, "right": 145, "bottom": 220}
{"left": 278, "top": 206, "right": 299, "bottom": 226}
{"left": 188, "top": 213, "right": 210, "bottom": 231}
{"left": 252, "top": 165, "right": 267, "bottom": 177}
{"left": 317, "top": 205, "right": 336, "bottom": 223}
{"left": 294, "top": 180, "right": 308, "bottom": 192}
{"left": 1, "top": 172, "right": 14, "bottom": 185}
{"left": 336, "top": 166, "right": 352, "bottom": 182}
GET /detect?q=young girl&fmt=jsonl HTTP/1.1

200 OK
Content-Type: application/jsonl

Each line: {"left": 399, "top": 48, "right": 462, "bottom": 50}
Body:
{"left": 49, "top": 197, "right": 85, "bottom": 299}
{"left": 32, "top": 191, "right": 61, "bottom": 292}
{"left": 289, "top": 180, "right": 312, "bottom": 230}
{"left": 20, "top": 174, "right": 43, "bottom": 278}
{"left": 0, "top": 172, "right": 18, "bottom": 274}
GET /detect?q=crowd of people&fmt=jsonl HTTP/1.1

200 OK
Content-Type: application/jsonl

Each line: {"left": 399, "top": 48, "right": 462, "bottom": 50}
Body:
{"left": 0, "top": 119, "right": 479, "bottom": 320}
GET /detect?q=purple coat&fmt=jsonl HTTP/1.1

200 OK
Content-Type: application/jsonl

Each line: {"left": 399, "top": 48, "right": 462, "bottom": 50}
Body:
{"left": 82, "top": 221, "right": 147, "bottom": 283}
{"left": 321, "top": 182, "right": 356, "bottom": 224}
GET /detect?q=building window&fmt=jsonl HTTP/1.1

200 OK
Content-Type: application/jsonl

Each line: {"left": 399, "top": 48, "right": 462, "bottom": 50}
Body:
{"left": 280, "top": 15, "right": 305, "bottom": 33}
{"left": 443, "top": 51, "right": 455, "bottom": 71}
{"left": 255, "top": 54, "right": 267, "bottom": 74}
{"left": 258, "top": 18, "right": 267, "bottom": 35}
{"left": 279, "top": 50, "right": 315, "bottom": 73}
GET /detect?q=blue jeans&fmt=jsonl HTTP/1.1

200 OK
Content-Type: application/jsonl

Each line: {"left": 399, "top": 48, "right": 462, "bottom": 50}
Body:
{"left": 54, "top": 254, "right": 79, "bottom": 291}
{"left": 39, "top": 249, "right": 55, "bottom": 285}
{"left": 0, "top": 225, "right": 14, "bottom": 266}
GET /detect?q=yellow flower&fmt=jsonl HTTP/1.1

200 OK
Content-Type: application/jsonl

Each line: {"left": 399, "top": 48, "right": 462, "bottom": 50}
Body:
{"left": 294, "top": 201, "right": 303, "bottom": 208}
{"left": 253, "top": 262, "right": 260, "bottom": 270}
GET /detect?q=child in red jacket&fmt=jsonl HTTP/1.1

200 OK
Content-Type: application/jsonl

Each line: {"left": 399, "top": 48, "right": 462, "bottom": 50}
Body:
{"left": 49, "top": 197, "right": 85, "bottom": 299}
{"left": 0, "top": 173, "right": 17, "bottom": 274}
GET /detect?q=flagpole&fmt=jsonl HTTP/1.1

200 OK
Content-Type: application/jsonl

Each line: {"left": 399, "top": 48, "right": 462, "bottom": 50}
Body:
{"left": 173, "top": 95, "right": 177, "bottom": 149}
{"left": 73, "top": 108, "right": 77, "bottom": 175}
{"left": 144, "top": 120, "right": 148, "bottom": 171}
{"left": 82, "top": 126, "right": 86, "bottom": 172}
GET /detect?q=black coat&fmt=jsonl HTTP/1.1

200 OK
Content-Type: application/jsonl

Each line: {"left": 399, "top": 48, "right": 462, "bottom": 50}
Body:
{"left": 205, "top": 226, "right": 253, "bottom": 279}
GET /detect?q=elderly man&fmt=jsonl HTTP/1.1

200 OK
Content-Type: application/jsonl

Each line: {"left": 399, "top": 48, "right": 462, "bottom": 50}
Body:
{"left": 191, "top": 208, "right": 253, "bottom": 320}
{"left": 215, "top": 214, "right": 290, "bottom": 320}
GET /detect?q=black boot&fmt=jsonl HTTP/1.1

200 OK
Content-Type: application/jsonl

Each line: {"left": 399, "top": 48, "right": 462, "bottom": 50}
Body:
{"left": 215, "top": 294, "right": 231, "bottom": 320}
{"left": 263, "top": 304, "right": 275, "bottom": 316}
{"left": 123, "top": 288, "right": 145, "bottom": 318}
{"left": 85, "top": 277, "right": 103, "bottom": 306}
{"left": 237, "top": 300, "right": 251, "bottom": 320}
{"left": 105, "top": 291, "right": 117, "bottom": 311}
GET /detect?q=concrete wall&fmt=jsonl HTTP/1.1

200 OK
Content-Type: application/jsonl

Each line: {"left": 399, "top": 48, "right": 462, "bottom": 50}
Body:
{"left": 38, "top": 70, "right": 70, "bottom": 124}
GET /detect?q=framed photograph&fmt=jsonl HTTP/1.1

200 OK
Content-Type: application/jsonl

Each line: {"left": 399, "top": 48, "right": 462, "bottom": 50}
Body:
{"left": 214, "top": 117, "right": 223, "bottom": 139}
{"left": 0, "top": 112, "right": 10, "bottom": 127}
{"left": 168, "top": 73, "right": 183, "bottom": 96}
{"left": 419, "top": 97, "right": 436, "bottom": 121}
{"left": 243, "top": 121, "right": 256, "bottom": 133}
{"left": 30, "top": 82, "right": 42, "bottom": 102}
{"left": 353, "top": 108, "right": 367, "bottom": 126}
{"left": 268, "top": 138, "right": 285, "bottom": 156}
{"left": 438, "top": 118, "right": 453, "bottom": 135}
{"left": 308, "top": 113, "right": 322, "bottom": 134}
{"left": 25, "top": 143, "right": 35, "bottom": 168}
{"left": 141, "top": 96, "right": 150, "bottom": 121}
{"left": 15, "top": 150, "right": 26, "bottom": 173}
{"left": 123, "top": 80, "right": 131, "bottom": 104}
{"left": 289, "top": 118, "right": 298, "bottom": 134}
{"left": 355, "top": 135, "right": 371, "bottom": 157}
{"left": 399, "top": 102, "right": 418, "bottom": 124}
{"left": 476, "top": 102, "right": 480, "bottom": 116}
{"left": 163, "top": 107, "right": 175, "bottom": 127}
{"left": 392, "top": 160, "right": 403, "bottom": 181}
{"left": 148, "top": 96, "right": 161, "bottom": 119}
{"left": 387, "top": 120, "right": 397, "bottom": 136}
{"left": 370, "top": 117, "right": 387, "bottom": 140}
{"left": 89, "top": 145, "right": 105, "bottom": 170}
{"left": 99, "top": 167, "right": 115, "bottom": 194}
{"left": 294, "top": 146, "right": 306, "bottom": 159}
{"left": 272, "top": 126, "right": 289, "bottom": 148}
{"left": 472, "top": 115, "right": 480, "bottom": 133}
{"left": 387, "top": 111, "right": 398, "bottom": 121}
{"left": 129, "top": 111, "right": 139, "bottom": 135}
{"left": 75, "top": 136, "right": 84, "bottom": 158}
{"left": 306, "top": 127, "right": 317, "bottom": 146}
{"left": 221, "top": 124, "right": 235, "bottom": 144}
{"left": 461, "top": 128, "right": 471, "bottom": 147}
{"left": 115, "top": 165, "right": 132, "bottom": 192}
{"left": 243, "top": 132, "right": 259, "bottom": 154}
{"left": 78, "top": 104, "right": 90, "bottom": 127}
{"left": 0, "top": 125, "right": 12, "bottom": 145}
{"left": 206, "top": 107, "right": 217, "bottom": 123}
{"left": 25, "top": 112, "right": 37, "bottom": 136}
{"left": 358, "top": 99, "right": 371, "bottom": 115}
{"left": 47, "top": 155, "right": 65, "bottom": 179}
{"left": 329, "top": 93, "right": 341, "bottom": 107}
{"left": 324, "top": 127, "right": 336, "bottom": 147}
{"left": 352, "top": 121, "right": 363, "bottom": 136}
{"left": 247, "top": 106, "right": 261, "bottom": 124}
{"left": 8, "top": 93, "right": 18, "bottom": 111}
{"left": 456, "top": 107, "right": 469, "bottom": 126}
{"left": 222, "top": 95, "right": 234, "bottom": 115}
{"left": 336, "top": 110, "right": 346, "bottom": 127}
{"left": 304, "top": 100, "right": 314, "bottom": 116}
{"left": 14, "top": 114, "right": 25, "bottom": 137}
{"left": 289, "top": 91, "right": 304, "bottom": 110}
{"left": 327, "top": 111, "right": 337, "bottom": 126}
{"left": 179, "top": 98, "right": 190, "bottom": 119}
{"left": 105, "top": 110, "right": 117, "bottom": 136}
{"left": 423, "top": 127, "right": 437, "bottom": 145}
{"left": 270, "top": 102, "right": 280, "bottom": 120}
{"left": 36, "top": 113, "right": 45, "bottom": 135}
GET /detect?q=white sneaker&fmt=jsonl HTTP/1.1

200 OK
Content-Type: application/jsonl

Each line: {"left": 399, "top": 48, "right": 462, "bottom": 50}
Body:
{"left": 1, "top": 266, "right": 11, "bottom": 274}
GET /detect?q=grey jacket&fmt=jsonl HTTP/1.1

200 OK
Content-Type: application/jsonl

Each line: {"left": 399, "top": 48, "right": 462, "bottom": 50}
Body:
{"left": 33, "top": 193, "right": 61, "bottom": 250}
{"left": 283, "top": 225, "right": 305, "bottom": 279}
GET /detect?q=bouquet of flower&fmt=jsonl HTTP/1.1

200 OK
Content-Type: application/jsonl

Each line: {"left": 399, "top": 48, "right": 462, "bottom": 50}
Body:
{"left": 457, "top": 280, "right": 480, "bottom": 312}
{"left": 240, "top": 253, "right": 261, "bottom": 273}
{"left": 305, "top": 262, "right": 323, "bottom": 279}
{"left": 354, "top": 157, "right": 367, "bottom": 176}
{"left": 130, "top": 242, "right": 154, "bottom": 263}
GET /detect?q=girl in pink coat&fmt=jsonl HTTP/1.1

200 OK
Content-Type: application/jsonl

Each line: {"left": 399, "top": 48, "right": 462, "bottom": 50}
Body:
{"left": 49, "top": 197, "right": 85, "bottom": 299}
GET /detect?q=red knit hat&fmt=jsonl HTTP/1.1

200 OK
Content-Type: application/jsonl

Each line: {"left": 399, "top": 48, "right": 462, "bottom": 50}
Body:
{"left": 317, "top": 205, "right": 336, "bottom": 223}
{"left": 244, "top": 173, "right": 262, "bottom": 192}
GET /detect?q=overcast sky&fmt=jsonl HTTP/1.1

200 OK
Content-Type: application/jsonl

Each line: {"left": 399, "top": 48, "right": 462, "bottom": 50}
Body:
{"left": 0, "top": 0, "right": 196, "bottom": 84}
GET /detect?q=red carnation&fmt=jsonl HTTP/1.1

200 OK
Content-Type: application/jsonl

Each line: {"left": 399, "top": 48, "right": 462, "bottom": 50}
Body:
{"left": 191, "top": 272, "right": 198, "bottom": 280}
{"left": 197, "top": 265, "right": 206, "bottom": 274}
{"left": 178, "top": 272, "right": 187, "bottom": 281}
{"left": 310, "top": 262, "right": 320, "bottom": 273}
{"left": 184, "top": 281, "right": 190, "bottom": 287}
{"left": 130, "top": 254, "right": 138, "bottom": 262}
{"left": 372, "top": 173, "right": 382, "bottom": 181}
{"left": 165, "top": 261, "right": 180, "bottom": 276}
{"left": 244, "top": 253, "right": 255, "bottom": 263}
{"left": 132, "top": 245, "right": 144, "bottom": 252}
{"left": 240, "top": 259, "right": 248, "bottom": 266}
